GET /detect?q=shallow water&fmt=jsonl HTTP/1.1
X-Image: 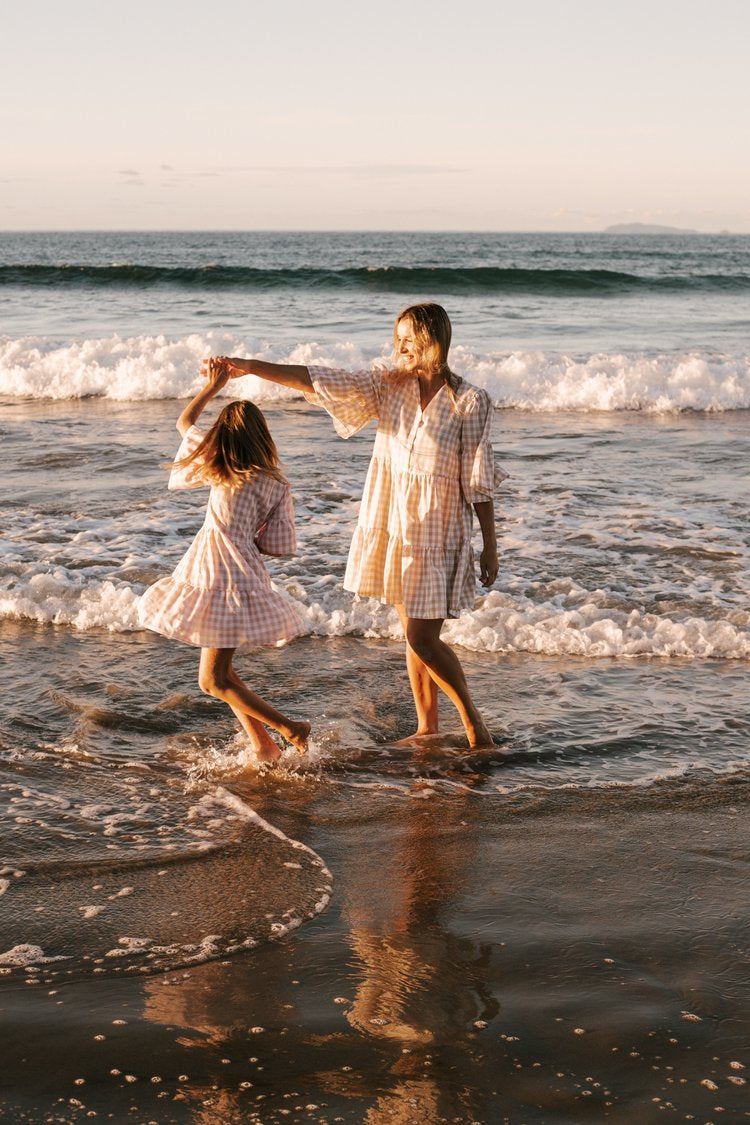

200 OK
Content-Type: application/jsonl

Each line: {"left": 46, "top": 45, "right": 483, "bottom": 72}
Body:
{"left": 0, "top": 391, "right": 747, "bottom": 1003}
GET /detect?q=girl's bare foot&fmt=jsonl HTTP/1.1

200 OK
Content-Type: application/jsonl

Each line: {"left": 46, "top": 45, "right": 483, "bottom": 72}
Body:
{"left": 251, "top": 725, "right": 283, "bottom": 764}
{"left": 281, "top": 720, "right": 311, "bottom": 754}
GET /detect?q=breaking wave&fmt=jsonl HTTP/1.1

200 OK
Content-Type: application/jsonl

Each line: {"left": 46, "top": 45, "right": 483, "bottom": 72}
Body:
{"left": 1, "top": 334, "right": 748, "bottom": 412}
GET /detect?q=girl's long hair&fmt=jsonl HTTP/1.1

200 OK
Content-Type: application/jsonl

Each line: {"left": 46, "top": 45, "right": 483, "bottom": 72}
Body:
{"left": 391, "top": 302, "right": 463, "bottom": 411}
{"left": 170, "top": 400, "right": 285, "bottom": 488}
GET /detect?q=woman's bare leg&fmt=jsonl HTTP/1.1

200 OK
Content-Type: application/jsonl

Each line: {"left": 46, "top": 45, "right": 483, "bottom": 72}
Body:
{"left": 403, "top": 617, "right": 493, "bottom": 749}
{"left": 199, "top": 648, "right": 310, "bottom": 755}
{"left": 395, "top": 604, "right": 439, "bottom": 737}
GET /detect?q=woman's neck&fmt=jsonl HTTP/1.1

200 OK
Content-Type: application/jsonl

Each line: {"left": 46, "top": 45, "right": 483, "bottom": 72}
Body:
{"left": 417, "top": 370, "right": 445, "bottom": 409}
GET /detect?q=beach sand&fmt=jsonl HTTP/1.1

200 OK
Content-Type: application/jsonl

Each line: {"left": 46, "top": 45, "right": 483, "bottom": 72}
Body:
{"left": 2, "top": 781, "right": 748, "bottom": 1123}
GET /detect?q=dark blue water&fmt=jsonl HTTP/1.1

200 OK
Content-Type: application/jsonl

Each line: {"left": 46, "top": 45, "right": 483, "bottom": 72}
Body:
{"left": 1, "top": 230, "right": 748, "bottom": 353}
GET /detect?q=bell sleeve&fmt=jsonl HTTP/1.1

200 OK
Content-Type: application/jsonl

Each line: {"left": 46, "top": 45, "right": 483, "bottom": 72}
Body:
{"left": 460, "top": 390, "right": 508, "bottom": 504}
{"left": 305, "top": 365, "right": 383, "bottom": 438}
{"left": 167, "top": 425, "right": 208, "bottom": 490}
{"left": 255, "top": 485, "right": 297, "bottom": 557}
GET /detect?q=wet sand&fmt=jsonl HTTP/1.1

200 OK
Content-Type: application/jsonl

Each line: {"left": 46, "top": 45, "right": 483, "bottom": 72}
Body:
{"left": 2, "top": 784, "right": 749, "bottom": 1123}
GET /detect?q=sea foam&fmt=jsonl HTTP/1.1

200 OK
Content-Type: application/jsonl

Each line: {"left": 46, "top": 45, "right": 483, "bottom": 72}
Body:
{"left": 1, "top": 572, "right": 747, "bottom": 660}
{"left": 1, "top": 333, "right": 748, "bottom": 412}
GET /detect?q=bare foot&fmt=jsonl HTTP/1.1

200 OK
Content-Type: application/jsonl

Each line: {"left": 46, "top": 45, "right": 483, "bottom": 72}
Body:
{"left": 252, "top": 726, "right": 283, "bottom": 764}
{"left": 467, "top": 723, "right": 494, "bottom": 750}
{"left": 281, "top": 720, "right": 311, "bottom": 754}
{"left": 389, "top": 728, "right": 438, "bottom": 748}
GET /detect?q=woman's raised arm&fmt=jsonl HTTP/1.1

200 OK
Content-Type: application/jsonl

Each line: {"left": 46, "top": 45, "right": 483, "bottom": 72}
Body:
{"left": 205, "top": 356, "right": 313, "bottom": 392}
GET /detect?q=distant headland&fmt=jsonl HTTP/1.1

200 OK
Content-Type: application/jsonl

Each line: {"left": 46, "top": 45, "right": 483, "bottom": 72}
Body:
{"left": 604, "top": 222, "right": 704, "bottom": 235}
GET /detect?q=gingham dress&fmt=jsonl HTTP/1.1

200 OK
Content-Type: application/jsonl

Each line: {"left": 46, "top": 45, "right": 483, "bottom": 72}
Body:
{"left": 138, "top": 425, "right": 304, "bottom": 648}
{"left": 307, "top": 366, "right": 504, "bottom": 620}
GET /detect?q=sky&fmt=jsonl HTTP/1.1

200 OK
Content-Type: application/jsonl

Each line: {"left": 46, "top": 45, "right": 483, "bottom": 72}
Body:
{"left": 3, "top": 0, "right": 749, "bottom": 231}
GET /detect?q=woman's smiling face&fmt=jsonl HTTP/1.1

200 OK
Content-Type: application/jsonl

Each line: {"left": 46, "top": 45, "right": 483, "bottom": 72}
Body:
{"left": 395, "top": 318, "right": 420, "bottom": 373}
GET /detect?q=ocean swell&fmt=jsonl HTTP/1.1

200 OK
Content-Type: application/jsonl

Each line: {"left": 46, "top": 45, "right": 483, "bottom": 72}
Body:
{"left": 2, "top": 263, "right": 750, "bottom": 296}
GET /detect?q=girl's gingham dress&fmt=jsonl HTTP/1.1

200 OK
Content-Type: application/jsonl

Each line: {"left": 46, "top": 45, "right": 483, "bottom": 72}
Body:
{"left": 306, "top": 366, "right": 506, "bottom": 620}
{"left": 138, "top": 425, "right": 304, "bottom": 649}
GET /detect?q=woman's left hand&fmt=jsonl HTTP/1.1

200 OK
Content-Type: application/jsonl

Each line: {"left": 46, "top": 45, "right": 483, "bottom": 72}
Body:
{"left": 479, "top": 544, "right": 498, "bottom": 587}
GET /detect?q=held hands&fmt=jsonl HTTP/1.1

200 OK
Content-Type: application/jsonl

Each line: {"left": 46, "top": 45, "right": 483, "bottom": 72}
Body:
{"left": 200, "top": 356, "right": 231, "bottom": 392}
{"left": 176, "top": 357, "right": 239, "bottom": 435}
{"left": 200, "top": 356, "right": 246, "bottom": 385}
{"left": 479, "top": 544, "right": 498, "bottom": 588}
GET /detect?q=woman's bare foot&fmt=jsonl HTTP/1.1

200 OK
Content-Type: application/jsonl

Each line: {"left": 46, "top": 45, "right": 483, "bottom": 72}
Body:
{"left": 390, "top": 726, "right": 438, "bottom": 747}
{"left": 280, "top": 719, "right": 311, "bottom": 754}
{"left": 467, "top": 722, "right": 494, "bottom": 749}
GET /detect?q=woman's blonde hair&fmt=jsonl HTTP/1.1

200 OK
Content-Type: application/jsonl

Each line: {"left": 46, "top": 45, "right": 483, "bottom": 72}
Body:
{"left": 392, "top": 302, "right": 463, "bottom": 409}
{"left": 171, "top": 400, "right": 285, "bottom": 488}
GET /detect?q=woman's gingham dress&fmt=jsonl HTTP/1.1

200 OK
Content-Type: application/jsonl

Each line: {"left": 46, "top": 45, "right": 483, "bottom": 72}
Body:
{"left": 138, "top": 426, "right": 303, "bottom": 648}
{"left": 307, "top": 366, "right": 505, "bottom": 620}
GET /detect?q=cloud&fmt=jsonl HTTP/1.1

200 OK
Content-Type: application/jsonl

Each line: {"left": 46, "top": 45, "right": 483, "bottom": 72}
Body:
{"left": 158, "top": 169, "right": 220, "bottom": 183}
{"left": 217, "top": 163, "right": 460, "bottom": 177}
{"left": 316, "top": 164, "right": 459, "bottom": 177}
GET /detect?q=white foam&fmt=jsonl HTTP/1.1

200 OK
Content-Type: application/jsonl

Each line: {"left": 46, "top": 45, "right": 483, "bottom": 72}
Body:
{"left": 0, "top": 576, "right": 141, "bottom": 632}
{"left": 0, "top": 572, "right": 747, "bottom": 659}
{"left": 0, "top": 334, "right": 366, "bottom": 403}
{"left": 451, "top": 346, "right": 750, "bottom": 413}
{"left": 80, "top": 905, "right": 106, "bottom": 920}
{"left": 0, "top": 944, "right": 68, "bottom": 966}
{"left": 1, "top": 333, "right": 748, "bottom": 412}
{"left": 442, "top": 589, "right": 750, "bottom": 659}
{"left": 298, "top": 587, "right": 749, "bottom": 660}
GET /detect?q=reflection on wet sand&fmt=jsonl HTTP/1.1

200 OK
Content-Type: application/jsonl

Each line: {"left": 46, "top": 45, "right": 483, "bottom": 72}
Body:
{"left": 344, "top": 799, "right": 497, "bottom": 1041}
{"left": 330, "top": 797, "right": 499, "bottom": 1123}
{"left": 140, "top": 795, "right": 499, "bottom": 1122}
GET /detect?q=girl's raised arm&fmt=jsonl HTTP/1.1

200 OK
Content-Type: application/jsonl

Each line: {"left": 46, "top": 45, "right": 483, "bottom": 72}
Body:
{"left": 205, "top": 356, "right": 313, "bottom": 393}
{"left": 177, "top": 358, "right": 230, "bottom": 436}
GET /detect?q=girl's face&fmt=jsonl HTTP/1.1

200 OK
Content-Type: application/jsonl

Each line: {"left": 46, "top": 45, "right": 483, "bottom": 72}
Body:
{"left": 395, "top": 318, "right": 420, "bottom": 373}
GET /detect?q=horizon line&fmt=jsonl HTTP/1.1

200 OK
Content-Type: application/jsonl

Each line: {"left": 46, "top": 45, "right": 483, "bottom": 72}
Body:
{"left": 0, "top": 227, "right": 743, "bottom": 236}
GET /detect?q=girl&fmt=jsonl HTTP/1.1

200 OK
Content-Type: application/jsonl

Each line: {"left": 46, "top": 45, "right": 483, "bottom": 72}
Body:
{"left": 211, "top": 302, "right": 504, "bottom": 750}
{"left": 138, "top": 359, "right": 310, "bottom": 763}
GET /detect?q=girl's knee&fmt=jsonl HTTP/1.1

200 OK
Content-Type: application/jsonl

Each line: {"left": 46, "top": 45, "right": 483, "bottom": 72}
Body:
{"left": 198, "top": 650, "right": 234, "bottom": 697}
{"left": 198, "top": 670, "right": 216, "bottom": 696}
{"left": 198, "top": 668, "right": 229, "bottom": 697}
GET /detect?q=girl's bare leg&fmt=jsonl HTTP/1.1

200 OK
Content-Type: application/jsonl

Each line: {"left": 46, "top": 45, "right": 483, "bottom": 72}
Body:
{"left": 199, "top": 648, "right": 310, "bottom": 755}
{"left": 395, "top": 604, "right": 439, "bottom": 737}
{"left": 402, "top": 616, "right": 493, "bottom": 749}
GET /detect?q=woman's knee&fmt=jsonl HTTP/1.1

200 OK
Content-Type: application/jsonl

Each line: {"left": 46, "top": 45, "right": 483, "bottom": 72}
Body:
{"left": 405, "top": 622, "right": 441, "bottom": 664}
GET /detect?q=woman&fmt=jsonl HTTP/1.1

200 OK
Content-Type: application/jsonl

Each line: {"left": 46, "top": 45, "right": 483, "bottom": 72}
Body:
{"left": 210, "top": 303, "right": 503, "bottom": 749}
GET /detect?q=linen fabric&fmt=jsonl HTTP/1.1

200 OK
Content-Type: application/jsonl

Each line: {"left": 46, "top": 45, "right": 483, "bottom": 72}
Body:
{"left": 306, "top": 366, "right": 505, "bottom": 620}
{"left": 138, "top": 425, "right": 303, "bottom": 648}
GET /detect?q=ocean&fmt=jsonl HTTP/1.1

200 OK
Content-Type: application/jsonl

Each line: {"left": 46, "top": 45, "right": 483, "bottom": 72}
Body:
{"left": 1, "top": 231, "right": 749, "bottom": 1122}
